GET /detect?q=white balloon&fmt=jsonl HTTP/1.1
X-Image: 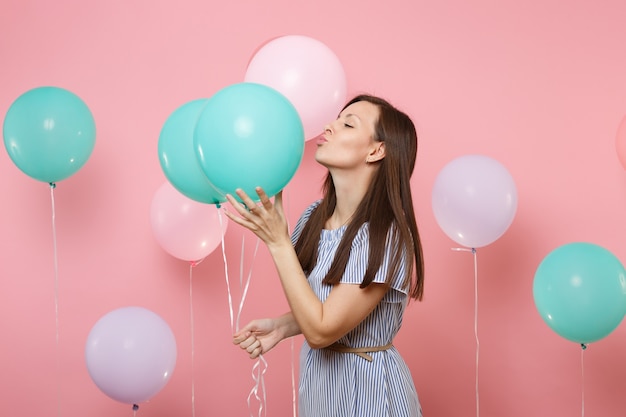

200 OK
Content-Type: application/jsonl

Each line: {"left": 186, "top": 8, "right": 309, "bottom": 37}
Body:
{"left": 432, "top": 154, "right": 518, "bottom": 248}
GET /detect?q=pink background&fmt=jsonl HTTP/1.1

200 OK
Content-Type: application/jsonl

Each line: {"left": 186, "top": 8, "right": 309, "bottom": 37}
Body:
{"left": 2, "top": 0, "right": 626, "bottom": 416}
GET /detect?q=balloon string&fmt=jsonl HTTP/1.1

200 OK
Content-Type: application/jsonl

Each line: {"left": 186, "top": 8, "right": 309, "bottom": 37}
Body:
{"left": 217, "top": 207, "right": 266, "bottom": 415}
{"left": 452, "top": 247, "right": 479, "bottom": 417}
{"left": 217, "top": 208, "right": 235, "bottom": 332}
{"left": 236, "top": 237, "right": 259, "bottom": 332}
{"left": 247, "top": 355, "right": 268, "bottom": 417}
{"left": 245, "top": 189, "right": 291, "bottom": 417}
{"left": 50, "top": 182, "right": 61, "bottom": 417}
{"left": 238, "top": 234, "right": 264, "bottom": 416}
{"left": 581, "top": 344, "right": 587, "bottom": 417}
{"left": 240, "top": 235, "right": 245, "bottom": 288}
{"left": 189, "top": 264, "right": 196, "bottom": 417}
{"left": 291, "top": 337, "right": 297, "bottom": 417}
{"left": 472, "top": 247, "right": 479, "bottom": 417}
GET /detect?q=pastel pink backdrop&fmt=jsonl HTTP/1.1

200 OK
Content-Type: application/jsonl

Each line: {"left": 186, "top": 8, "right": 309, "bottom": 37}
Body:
{"left": 2, "top": 0, "right": 626, "bottom": 416}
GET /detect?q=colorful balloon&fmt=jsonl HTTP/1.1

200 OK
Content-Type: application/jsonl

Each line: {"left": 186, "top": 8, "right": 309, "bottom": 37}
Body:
{"left": 158, "top": 99, "right": 226, "bottom": 204}
{"left": 3, "top": 86, "right": 96, "bottom": 183}
{"left": 432, "top": 154, "right": 518, "bottom": 248}
{"left": 85, "top": 306, "right": 177, "bottom": 405}
{"left": 245, "top": 35, "right": 347, "bottom": 141}
{"left": 533, "top": 242, "right": 626, "bottom": 344}
{"left": 150, "top": 181, "right": 227, "bottom": 263}
{"left": 194, "top": 82, "right": 304, "bottom": 201}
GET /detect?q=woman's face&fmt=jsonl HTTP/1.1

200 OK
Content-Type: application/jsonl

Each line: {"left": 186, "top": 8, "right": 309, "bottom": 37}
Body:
{"left": 315, "top": 100, "right": 382, "bottom": 170}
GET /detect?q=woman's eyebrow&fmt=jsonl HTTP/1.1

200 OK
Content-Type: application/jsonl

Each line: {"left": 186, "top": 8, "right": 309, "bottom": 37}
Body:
{"left": 344, "top": 113, "right": 361, "bottom": 122}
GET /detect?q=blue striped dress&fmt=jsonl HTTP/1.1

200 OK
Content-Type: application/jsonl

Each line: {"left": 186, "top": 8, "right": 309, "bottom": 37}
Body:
{"left": 292, "top": 201, "right": 423, "bottom": 417}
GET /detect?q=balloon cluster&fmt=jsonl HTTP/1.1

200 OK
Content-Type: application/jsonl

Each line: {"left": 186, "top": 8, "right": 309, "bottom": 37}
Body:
{"left": 432, "top": 154, "right": 626, "bottom": 346}
{"left": 2, "top": 36, "right": 348, "bottom": 409}
{"left": 158, "top": 34, "right": 347, "bottom": 204}
{"left": 154, "top": 35, "right": 347, "bottom": 262}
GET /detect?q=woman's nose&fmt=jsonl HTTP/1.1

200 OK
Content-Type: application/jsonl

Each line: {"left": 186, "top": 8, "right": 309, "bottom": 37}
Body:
{"left": 323, "top": 124, "right": 332, "bottom": 135}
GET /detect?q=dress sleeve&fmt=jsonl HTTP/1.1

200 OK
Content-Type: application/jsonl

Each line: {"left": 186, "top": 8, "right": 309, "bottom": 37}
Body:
{"left": 339, "top": 224, "right": 408, "bottom": 303}
{"left": 290, "top": 200, "right": 321, "bottom": 246}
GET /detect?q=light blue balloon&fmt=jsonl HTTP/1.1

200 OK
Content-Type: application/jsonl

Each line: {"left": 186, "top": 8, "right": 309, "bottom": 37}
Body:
{"left": 3, "top": 86, "right": 96, "bottom": 183}
{"left": 533, "top": 242, "right": 626, "bottom": 344}
{"left": 158, "top": 99, "right": 226, "bottom": 205}
{"left": 194, "top": 82, "right": 304, "bottom": 202}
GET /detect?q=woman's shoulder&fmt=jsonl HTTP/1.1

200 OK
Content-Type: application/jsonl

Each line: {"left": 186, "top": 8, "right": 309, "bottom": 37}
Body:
{"left": 291, "top": 199, "right": 322, "bottom": 242}
{"left": 303, "top": 199, "right": 322, "bottom": 215}
{"left": 298, "top": 199, "right": 322, "bottom": 222}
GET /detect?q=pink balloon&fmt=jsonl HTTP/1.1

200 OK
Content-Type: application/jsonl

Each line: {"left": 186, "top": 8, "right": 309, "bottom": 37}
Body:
{"left": 85, "top": 307, "right": 177, "bottom": 405}
{"left": 245, "top": 35, "right": 347, "bottom": 141}
{"left": 615, "top": 115, "right": 626, "bottom": 169}
{"left": 150, "top": 181, "right": 227, "bottom": 262}
{"left": 432, "top": 155, "right": 518, "bottom": 248}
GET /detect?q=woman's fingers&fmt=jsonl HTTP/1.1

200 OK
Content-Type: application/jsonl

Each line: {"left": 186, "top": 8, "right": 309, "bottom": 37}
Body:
{"left": 234, "top": 331, "right": 259, "bottom": 349}
{"left": 235, "top": 188, "right": 262, "bottom": 212}
{"left": 234, "top": 334, "right": 263, "bottom": 358}
{"left": 255, "top": 187, "right": 273, "bottom": 211}
{"left": 249, "top": 348, "right": 261, "bottom": 359}
{"left": 225, "top": 194, "right": 249, "bottom": 216}
{"left": 245, "top": 339, "right": 261, "bottom": 354}
{"left": 224, "top": 188, "right": 266, "bottom": 217}
{"left": 225, "top": 187, "right": 279, "bottom": 220}
{"left": 232, "top": 331, "right": 250, "bottom": 344}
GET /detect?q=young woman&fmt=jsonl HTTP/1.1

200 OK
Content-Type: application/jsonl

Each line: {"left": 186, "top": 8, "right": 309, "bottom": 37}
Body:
{"left": 226, "top": 94, "right": 425, "bottom": 416}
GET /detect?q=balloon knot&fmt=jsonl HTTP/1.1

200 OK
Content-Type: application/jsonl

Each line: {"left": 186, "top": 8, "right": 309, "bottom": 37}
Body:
{"left": 581, "top": 343, "right": 588, "bottom": 350}
{"left": 133, "top": 404, "right": 139, "bottom": 411}
{"left": 216, "top": 203, "right": 221, "bottom": 209}
{"left": 471, "top": 247, "right": 476, "bottom": 254}
{"left": 49, "top": 182, "right": 57, "bottom": 189}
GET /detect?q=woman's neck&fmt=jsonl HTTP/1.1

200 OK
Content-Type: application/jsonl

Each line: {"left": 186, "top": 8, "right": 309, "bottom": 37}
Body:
{"left": 326, "top": 169, "right": 372, "bottom": 229}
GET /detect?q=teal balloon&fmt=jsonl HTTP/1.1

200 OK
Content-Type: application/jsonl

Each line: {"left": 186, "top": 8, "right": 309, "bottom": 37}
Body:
{"left": 194, "top": 82, "right": 304, "bottom": 201}
{"left": 158, "top": 99, "right": 225, "bottom": 204}
{"left": 3, "top": 86, "right": 96, "bottom": 183}
{"left": 533, "top": 242, "right": 626, "bottom": 344}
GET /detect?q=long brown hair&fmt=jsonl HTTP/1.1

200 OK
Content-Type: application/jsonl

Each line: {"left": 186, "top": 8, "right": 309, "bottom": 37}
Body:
{"left": 294, "top": 94, "right": 424, "bottom": 300}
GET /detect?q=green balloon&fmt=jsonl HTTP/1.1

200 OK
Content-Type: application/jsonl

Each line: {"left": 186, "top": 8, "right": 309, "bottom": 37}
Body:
{"left": 533, "top": 242, "right": 626, "bottom": 344}
{"left": 158, "top": 99, "right": 226, "bottom": 205}
{"left": 194, "top": 82, "right": 304, "bottom": 202}
{"left": 3, "top": 86, "right": 96, "bottom": 183}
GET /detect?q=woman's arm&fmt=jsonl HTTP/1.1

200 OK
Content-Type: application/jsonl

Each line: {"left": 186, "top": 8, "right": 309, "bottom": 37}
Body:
{"left": 224, "top": 188, "right": 387, "bottom": 349}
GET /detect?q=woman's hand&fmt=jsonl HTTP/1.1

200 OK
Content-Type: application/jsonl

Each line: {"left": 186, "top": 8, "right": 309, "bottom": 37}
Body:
{"left": 233, "top": 318, "right": 284, "bottom": 359}
{"left": 223, "top": 187, "right": 291, "bottom": 251}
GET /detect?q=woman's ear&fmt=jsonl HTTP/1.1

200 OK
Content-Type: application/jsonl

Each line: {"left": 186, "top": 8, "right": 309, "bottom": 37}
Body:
{"left": 367, "top": 142, "right": 386, "bottom": 163}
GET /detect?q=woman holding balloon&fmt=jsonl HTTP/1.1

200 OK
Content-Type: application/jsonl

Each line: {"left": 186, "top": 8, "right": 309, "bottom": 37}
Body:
{"left": 228, "top": 94, "right": 425, "bottom": 417}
